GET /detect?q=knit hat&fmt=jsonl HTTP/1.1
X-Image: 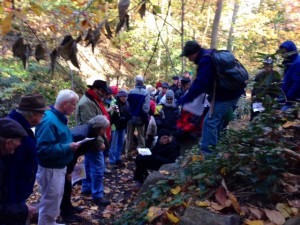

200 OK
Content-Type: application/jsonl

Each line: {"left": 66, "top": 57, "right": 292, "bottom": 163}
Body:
{"left": 165, "top": 90, "right": 174, "bottom": 99}
{"left": 135, "top": 75, "right": 144, "bottom": 84}
{"left": 162, "top": 82, "right": 169, "bottom": 88}
{"left": 156, "top": 82, "right": 162, "bottom": 88}
{"left": 88, "top": 115, "right": 110, "bottom": 128}
{"left": 117, "top": 89, "right": 128, "bottom": 97}
{"left": 158, "top": 129, "right": 171, "bottom": 138}
{"left": 0, "top": 118, "right": 28, "bottom": 139}
{"left": 110, "top": 86, "right": 119, "bottom": 96}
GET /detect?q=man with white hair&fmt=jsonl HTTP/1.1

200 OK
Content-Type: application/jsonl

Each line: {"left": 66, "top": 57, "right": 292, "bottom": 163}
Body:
{"left": 125, "top": 75, "right": 150, "bottom": 157}
{"left": 35, "top": 89, "right": 80, "bottom": 225}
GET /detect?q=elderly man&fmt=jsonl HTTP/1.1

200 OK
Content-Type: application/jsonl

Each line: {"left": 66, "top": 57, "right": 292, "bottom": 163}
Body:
{"left": 76, "top": 80, "right": 112, "bottom": 207}
{"left": 0, "top": 118, "right": 36, "bottom": 224}
{"left": 2, "top": 94, "right": 47, "bottom": 224}
{"left": 35, "top": 89, "right": 80, "bottom": 225}
{"left": 125, "top": 75, "right": 150, "bottom": 157}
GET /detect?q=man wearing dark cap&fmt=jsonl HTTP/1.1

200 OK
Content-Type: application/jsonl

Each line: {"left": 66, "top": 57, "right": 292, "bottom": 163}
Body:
{"left": 75, "top": 80, "right": 111, "bottom": 209}
{"left": 178, "top": 40, "right": 244, "bottom": 157}
{"left": 2, "top": 94, "right": 47, "bottom": 222}
{"left": 277, "top": 40, "right": 300, "bottom": 111}
{"left": 170, "top": 76, "right": 180, "bottom": 93}
{"left": 0, "top": 118, "right": 36, "bottom": 224}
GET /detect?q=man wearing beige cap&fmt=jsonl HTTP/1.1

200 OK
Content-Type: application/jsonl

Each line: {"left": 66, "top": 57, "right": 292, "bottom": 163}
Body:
{"left": 0, "top": 118, "right": 36, "bottom": 224}
{"left": 2, "top": 94, "right": 48, "bottom": 225}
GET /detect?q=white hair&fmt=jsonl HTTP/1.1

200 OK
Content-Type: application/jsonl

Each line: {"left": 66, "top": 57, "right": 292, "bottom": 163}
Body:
{"left": 55, "top": 89, "right": 79, "bottom": 105}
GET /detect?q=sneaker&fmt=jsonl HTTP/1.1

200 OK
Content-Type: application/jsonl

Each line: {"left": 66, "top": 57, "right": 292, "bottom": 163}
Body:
{"left": 104, "top": 168, "right": 111, "bottom": 174}
{"left": 94, "top": 197, "right": 110, "bottom": 206}
{"left": 60, "top": 214, "right": 83, "bottom": 223}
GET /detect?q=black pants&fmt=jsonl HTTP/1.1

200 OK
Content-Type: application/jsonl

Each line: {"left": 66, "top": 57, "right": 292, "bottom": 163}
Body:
{"left": 133, "top": 155, "right": 164, "bottom": 183}
{"left": 60, "top": 146, "right": 88, "bottom": 215}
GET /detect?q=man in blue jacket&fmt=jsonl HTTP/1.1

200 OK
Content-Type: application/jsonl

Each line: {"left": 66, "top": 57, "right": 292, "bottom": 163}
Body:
{"left": 35, "top": 89, "right": 80, "bottom": 225}
{"left": 3, "top": 94, "right": 47, "bottom": 225}
{"left": 178, "top": 40, "right": 244, "bottom": 157}
{"left": 277, "top": 40, "right": 300, "bottom": 110}
{"left": 125, "top": 75, "right": 150, "bottom": 157}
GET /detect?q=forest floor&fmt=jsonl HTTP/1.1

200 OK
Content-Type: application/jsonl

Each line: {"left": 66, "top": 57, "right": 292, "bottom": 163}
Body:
{"left": 28, "top": 154, "right": 141, "bottom": 225}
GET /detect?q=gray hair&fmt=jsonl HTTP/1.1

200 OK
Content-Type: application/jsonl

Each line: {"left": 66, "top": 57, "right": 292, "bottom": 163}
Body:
{"left": 55, "top": 89, "right": 79, "bottom": 105}
{"left": 88, "top": 115, "right": 110, "bottom": 128}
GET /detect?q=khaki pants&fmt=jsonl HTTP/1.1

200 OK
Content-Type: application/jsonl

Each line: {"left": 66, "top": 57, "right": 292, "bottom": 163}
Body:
{"left": 125, "top": 123, "right": 145, "bottom": 157}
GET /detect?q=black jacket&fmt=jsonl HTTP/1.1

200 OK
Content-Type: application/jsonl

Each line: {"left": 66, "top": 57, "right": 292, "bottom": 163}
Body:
{"left": 0, "top": 159, "right": 28, "bottom": 224}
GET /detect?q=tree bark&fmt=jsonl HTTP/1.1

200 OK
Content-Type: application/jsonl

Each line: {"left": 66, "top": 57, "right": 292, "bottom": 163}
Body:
{"left": 210, "top": 0, "right": 223, "bottom": 49}
{"left": 181, "top": 0, "right": 185, "bottom": 75}
{"left": 227, "top": 0, "right": 240, "bottom": 51}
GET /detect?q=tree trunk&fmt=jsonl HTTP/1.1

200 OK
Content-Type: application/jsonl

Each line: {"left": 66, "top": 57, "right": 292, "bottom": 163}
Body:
{"left": 227, "top": 0, "right": 240, "bottom": 51}
{"left": 210, "top": 0, "right": 223, "bottom": 49}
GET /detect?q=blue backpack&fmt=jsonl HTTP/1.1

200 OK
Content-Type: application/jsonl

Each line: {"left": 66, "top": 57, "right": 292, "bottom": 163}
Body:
{"left": 210, "top": 50, "right": 249, "bottom": 90}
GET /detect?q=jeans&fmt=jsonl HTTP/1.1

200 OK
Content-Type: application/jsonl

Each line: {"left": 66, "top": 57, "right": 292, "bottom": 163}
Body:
{"left": 82, "top": 151, "right": 104, "bottom": 200}
{"left": 200, "top": 98, "right": 239, "bottom": 156}
{"left": 109, "top": 129, "right": 126, "bottom": 164}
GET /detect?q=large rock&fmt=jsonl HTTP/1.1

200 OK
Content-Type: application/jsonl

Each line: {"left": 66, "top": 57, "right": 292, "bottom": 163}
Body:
{"left": 284, "top": 215, "right": 300, "bottom": 225}
{"left": 179, "top": 206, "right": 241, "bottom": 225}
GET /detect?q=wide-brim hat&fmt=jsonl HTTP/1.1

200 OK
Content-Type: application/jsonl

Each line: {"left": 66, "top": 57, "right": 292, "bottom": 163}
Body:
{"left": 87, "top": 80, "right": 110, "bottom": 93}
{"left": 180, "top": 40, "right": 201, "bottom": 57}
{"left": 17, "top": 94, "right": 48, "bottom": 112}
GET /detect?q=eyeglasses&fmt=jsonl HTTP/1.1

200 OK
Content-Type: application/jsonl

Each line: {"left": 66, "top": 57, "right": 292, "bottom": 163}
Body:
{"left": 162, "top": 87, "right": 168, "bottom": 89}
{"left": 166, "top": 98, "right": 173, "bottom": 101}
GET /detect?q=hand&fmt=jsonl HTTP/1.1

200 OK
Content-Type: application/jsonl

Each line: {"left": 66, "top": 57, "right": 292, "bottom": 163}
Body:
{"left": 26, "top": 204, "right": 36, "bottom": 219}
{"left": 70, "top": 142, "right": 81, "bottom": 151}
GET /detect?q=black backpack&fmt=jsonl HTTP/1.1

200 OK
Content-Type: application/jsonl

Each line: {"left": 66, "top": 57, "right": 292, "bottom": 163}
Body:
{"left": 210, "top": 50, "right": 249, "bottom": 90}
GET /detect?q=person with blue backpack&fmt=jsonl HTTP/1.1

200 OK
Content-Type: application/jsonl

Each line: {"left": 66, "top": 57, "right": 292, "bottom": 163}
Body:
{"left": 178, "top": 40, "right": 246, "bottom": 157}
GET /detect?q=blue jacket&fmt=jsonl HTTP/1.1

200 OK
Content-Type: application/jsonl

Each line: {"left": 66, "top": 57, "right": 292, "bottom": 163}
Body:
{"left": 280, "top": 40, "right": 300, "bottom": 101}
{"left": 127, "top": 84, "right": 150, "bottom": 125}
{"left": 178, "top": 48, "right": 244, "bottom": 105}
{"left": 36, "top": 107, "right": 74, "bottom": 168}
{"left": 2, "top": 110, "right": 37, "bottom": 204}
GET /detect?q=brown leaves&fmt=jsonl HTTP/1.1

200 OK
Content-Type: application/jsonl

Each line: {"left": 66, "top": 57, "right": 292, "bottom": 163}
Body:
{"left": 12, "top": 37, "right": 32, "bottom": 69}
{"left": 57, "top": 35, "right": 80, "bottom": 69}
{"left": 116, "top": 0, "right": 130, "bottom": 33}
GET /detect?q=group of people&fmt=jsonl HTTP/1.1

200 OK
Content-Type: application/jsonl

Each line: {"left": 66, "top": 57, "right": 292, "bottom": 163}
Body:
{"left": 1, "top": 39, "right": 300, "bottom": 225}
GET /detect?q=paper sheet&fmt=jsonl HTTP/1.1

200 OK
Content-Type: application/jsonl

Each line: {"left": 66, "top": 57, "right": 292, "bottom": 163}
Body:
{"left": 76, "top": 137, "right": 95, "bottom": 145}
{"left": 137, "top": 148, "right": 152, "bottom": 156}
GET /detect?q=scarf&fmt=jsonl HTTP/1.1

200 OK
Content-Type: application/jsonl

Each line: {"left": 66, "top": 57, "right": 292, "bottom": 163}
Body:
{"left": 86, "top": 89, "right": 111, "bottom": 141}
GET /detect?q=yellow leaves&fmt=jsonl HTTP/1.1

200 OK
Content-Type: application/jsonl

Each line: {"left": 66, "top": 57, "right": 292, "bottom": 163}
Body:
{"left": 166, "top": 212, "right": 180, "bottom": 223}
{"left": 196, "top": 200, "right": 210, "bottom": 207}
{"left": 0, "top": 12, "right": 12, "bottom": 35}
{"left": 30, "top": 2, "right": 44, "bottom": 16}
{"left": 282, "top": 120, "right": 300, "bottom": 128}
{"left": 244, "top": 219, "right": 264, "bottom": 225}
{"left": 147, "top": 206, "right": 165, "bottom": 222}
{"left": 192, "top": 154, "right": 204, "bottom": 162}
{"left": 170, "top": 186, "right": 181, "bottom": 195}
